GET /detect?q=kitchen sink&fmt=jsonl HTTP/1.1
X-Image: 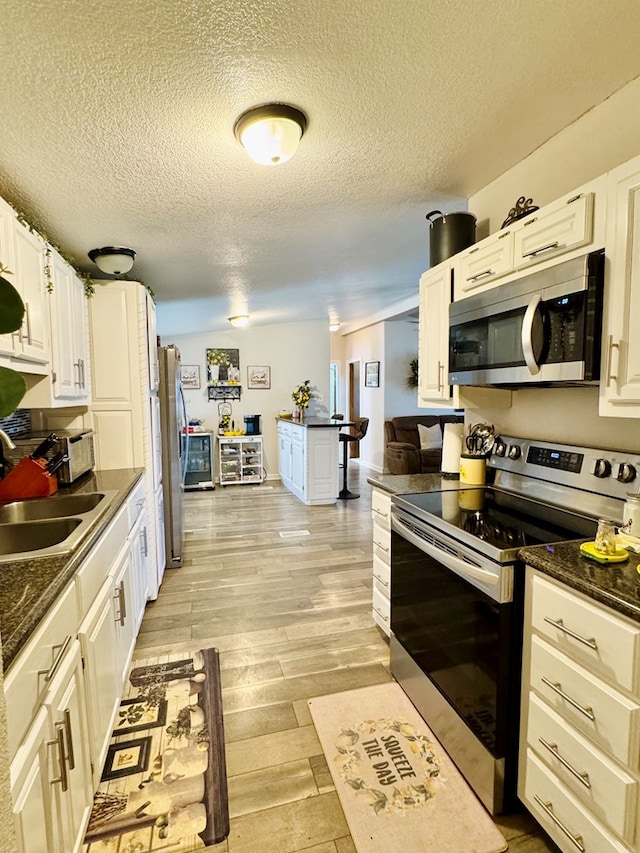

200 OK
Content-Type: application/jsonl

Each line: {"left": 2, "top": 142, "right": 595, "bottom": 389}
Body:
{"left": 0, "top": 492, "right": 106, "bottom": 524}
{"left": 0, "top": 518, "right": 83, "bottom": 556}
{"left": 0, "top": 490, "right": 119, "bottom": 563}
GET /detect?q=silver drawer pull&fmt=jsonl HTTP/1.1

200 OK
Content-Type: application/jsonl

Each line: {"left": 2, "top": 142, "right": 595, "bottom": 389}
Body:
{"left": 543, "top": 617, "right": 598, "bottom": 650}
{"left": 372, "top": 507, "right": 389, "bottom": 519}
{"left": 533, "top": 796, "right": 585, "bottom": 851}
{"left": 114, "top": 583, "right": 127, "bottom": 626}
{"left": 467, "top": 268, "right": 494, "bottom": 282}
{"left": 63, "top": 709, "right": 75, "bottom": 771}
{"left": 374, "top": 541, "right": 389, "bottom": 553}
{"left": 48, "top": 725, "right": 69, "bottom": 792}
{"left": 541, "top": 677, "right": 595, "bottom": 720}
{"left": 38, "top": 635, "right": 72, "bottom": 684}
{"left": 373, "top": 606, "right": 389, "bottom": 623}
{"left": 373, "top": 573, "right": 389, "bottom": 588}
{"left": 522, "top": 240, "right": 560, "bottom": 258}
{"left": 538, "top": 737, "right": 590, "bottom": 787}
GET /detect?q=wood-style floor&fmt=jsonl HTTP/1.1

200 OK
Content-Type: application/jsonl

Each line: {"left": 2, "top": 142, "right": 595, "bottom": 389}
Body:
{"left": 135, "top": 464, "right": 561, "bottom": 853}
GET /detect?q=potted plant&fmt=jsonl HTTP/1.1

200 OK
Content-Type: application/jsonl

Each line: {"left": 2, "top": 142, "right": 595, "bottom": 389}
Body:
{"left": 0, "top": 264, "right": 26, "bottom": 417}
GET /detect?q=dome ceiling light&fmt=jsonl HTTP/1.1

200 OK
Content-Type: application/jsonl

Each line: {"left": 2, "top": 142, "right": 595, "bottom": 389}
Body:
{"left": 88, "top": 246, "right": 136, "bottom": 276}
{"left": 234, "top": 104, "right": 307, "bottom": 166}
{"left": 228, "top": 315, "right": 249, "bottom": 328}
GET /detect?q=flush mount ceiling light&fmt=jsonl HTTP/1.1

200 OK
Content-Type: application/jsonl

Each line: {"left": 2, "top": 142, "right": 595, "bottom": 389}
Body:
{"left": 234, "top": 104, "right": 307, "bottom": 166}
{"left": 229, "top": 314, "right": 249, "bottom": 328}
{"left": 88, "top": 246, "right": 136, "bottom": 276}
{"left": 329, "top": 322, "right": 341, "bottom": 332}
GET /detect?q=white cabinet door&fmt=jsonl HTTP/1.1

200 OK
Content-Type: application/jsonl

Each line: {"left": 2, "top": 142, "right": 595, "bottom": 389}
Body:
{"left": 291, "top": 429, "right": 305, "bottom": 495}
{"left": 112, "top": 544, "right": 138, "bottom": 688}
{"left": 600, "top": 154, "right": 640, "bottom": 417}
{"left": 454, "top": 230, "right": 513, "bottom": 298}
{"left": 418, "top": 263, "right": 454, "bottom": 405}
{"left": 12, "top": 222, "right": 49, "bottom": 364}
{"left": 0, "top": 196, "right": 18, "bottom": 357}
{"left": 513, "top": 192, "right": 594, "bottom": 271}
{"left": 278, "top": 423, "right": 292, "bottom": 485}
{"left": 49, "top": 253, "right": 90, "bottom": 404}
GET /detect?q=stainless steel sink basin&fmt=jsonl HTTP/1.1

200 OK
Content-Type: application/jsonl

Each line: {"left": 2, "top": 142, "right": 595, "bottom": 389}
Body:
{"left": 0, "top": 518, "right": 83, "bottom": 556}
{"left": 0, "top": 493, "right": 106, "bottom": 524}
{"left": 0, "top": 490, "right": 119, "bottom": 563}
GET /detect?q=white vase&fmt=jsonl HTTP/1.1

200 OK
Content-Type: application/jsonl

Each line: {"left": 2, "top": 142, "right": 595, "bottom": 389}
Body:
{"left": 209, "top": 364, "right": 219, "bottom": 383}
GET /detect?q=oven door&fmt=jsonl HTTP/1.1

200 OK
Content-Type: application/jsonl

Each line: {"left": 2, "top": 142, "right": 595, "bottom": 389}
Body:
{"left": 390, "top": 506, "right": 523, "bottom": 812}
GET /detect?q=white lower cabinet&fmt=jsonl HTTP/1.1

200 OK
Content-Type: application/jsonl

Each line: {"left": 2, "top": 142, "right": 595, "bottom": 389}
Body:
{"left": 371, "top": 487, "right": 391, "bottom": 635}
{"left": 277, "top": 420, "right": 340, "bottom": 505}
{"left": 519, "top": 568, "right": 640, "bottom": 852}
{"left": 7, "top": 477, "right": 149, "bottom": 850}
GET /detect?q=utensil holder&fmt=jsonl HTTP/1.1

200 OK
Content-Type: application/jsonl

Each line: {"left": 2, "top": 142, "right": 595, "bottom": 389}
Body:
{"left": 459, "top": 454, "right": 486, "bottom": 486}
{"left": 0, "top": 457, "right": 58, "bottom": 500}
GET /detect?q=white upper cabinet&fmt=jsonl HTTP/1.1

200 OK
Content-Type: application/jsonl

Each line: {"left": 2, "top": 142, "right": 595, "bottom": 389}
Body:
{"left": 0, "top": 197, "right": 18, "bottom": 358}
{"left": 418, "top": 262, "right": 457, "bottom": 406}
{"left": 513, "top": 191, "right": 594, "bottom": 270}
{"left": 454, "top": 230, "right": 514, "bottom": 297}
{"left": 599, "top": 154, "right": 640, "bottom": 417}
{"left": 11, "top": 222, "right": 49, "bottom": 366}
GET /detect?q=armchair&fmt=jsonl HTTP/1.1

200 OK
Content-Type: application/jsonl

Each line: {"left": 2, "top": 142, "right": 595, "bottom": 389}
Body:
{"left": 384, "top": 414, "right": 464, "bottom": 475}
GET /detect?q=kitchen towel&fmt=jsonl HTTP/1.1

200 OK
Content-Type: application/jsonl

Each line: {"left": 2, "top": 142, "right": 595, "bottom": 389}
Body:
{"left": 441, "top": 422, "right": 464, "bottom": 476}
{"left": 308, "top": 682, "right": 507, "bottom": 853}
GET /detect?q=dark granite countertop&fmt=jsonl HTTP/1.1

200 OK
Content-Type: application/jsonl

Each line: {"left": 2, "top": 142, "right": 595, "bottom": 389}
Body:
{"left": 520, "top": 541, "right": 640, "bottom": 624}
{"left": 0, "top": 468, "right": 143, "bottom": 671}
{"left": 276, "top": 416, "right": 349, "bottom": 428}
{"left": 367, "top": 472, "right": 462, "bottom": 496}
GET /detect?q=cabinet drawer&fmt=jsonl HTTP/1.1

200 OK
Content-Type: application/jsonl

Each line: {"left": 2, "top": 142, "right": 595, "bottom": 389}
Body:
{"left": 4, "top": 581, "right": 79, "bottom": 760}
{"left": 527, "top": 692, "right": 637, "bottom": 841}
{"left": 127, "top": 476, "right": 146, "bottom": 528}
{"left": 75, "top": 502, "right": 129, "bottom": 612}
{"left": 522, "top": 749, "right": 630, "bottom": 853}
{"left": 454, "top": 230, "right": 514, "bottom": 298}
{"left": 372, "top": 586, "right": 390, "bottom": 635}
{"left": 514, "top": 192, "right": 594, "bottom": 270}
{"left": 372, "top": 523, "right": 390, "bottom": 562}
{"left": 531, "top": 572, "right": 640, "bottom": 693}
{"left": 371, "top": 489, "right": 391, "bottom": 527}
{"left": 372, "top": 553, "right": 390, "bottom": 593}
{"left": 531, "top": 635, "right": 640, "bottom": 770}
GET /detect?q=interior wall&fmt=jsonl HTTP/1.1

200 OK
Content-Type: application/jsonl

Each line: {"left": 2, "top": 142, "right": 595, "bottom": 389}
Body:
{"left": 342, "top": 323, "right": 385, "bottom": 471}
{"left": 163, "top": 320, "right": 329, "bottom": 480}
{"left": 383, "top": 320, "right": 423, "bottom": 418}
{"left": 464, "top": 75, "right": 640, "bottom": 450}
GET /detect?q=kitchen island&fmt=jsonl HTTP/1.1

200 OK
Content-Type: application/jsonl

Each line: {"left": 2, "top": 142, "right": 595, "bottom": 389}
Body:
{"left": 276, "top": 415, "right": 347, "bottom": 505}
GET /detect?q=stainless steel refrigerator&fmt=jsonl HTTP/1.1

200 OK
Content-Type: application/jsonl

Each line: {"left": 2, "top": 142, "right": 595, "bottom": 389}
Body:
{"left": 158, "top": 344, "right": 187, "bottom": 568}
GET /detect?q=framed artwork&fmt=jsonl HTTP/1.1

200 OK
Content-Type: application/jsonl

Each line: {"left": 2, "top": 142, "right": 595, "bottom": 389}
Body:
{"left": 365, "top": 361, "right": 380, "bottom": 387}
{"left": 180, "top": 365, "right": 201, "bottom": 389}
{"left": 247, "top": 365, "right": 271, "bottom": 389}
{"left": 101, "top": 736, "right": 152, "bottom": 781}
{"left": 207, "top": 348, "right": 240, "bottom": 385}
{"left": 113, "top": 697, "right": 168, "bottom": 736}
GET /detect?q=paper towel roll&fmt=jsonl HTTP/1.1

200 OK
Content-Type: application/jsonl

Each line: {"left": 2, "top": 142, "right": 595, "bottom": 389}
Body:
{"left": 441, "top": 422, "right": 464, "bottom": 476}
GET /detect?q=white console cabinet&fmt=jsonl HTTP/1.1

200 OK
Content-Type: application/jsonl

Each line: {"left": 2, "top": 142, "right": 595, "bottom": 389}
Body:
{"left": 277, "top": 419, "right": 340, "bottom": 505}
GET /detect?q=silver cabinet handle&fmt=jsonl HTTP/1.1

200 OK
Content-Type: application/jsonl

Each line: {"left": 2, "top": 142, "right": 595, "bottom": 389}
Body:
{"left": 543, "top": 617, "right": 598, "bottom": 650}
{"left": 374, "top": 541, "right": 389, "bottom": 553}
{"left": 605, "top": 334, "right": 619, "bottom": 387}
{"left": 373, "top": 573, "right": 389, "bottom": 588}
{"left": 38, "top": 635, "right": 72, "bottom": 684}
{"left": 437, "top": 361, "right": 444, "bottom": 392}
{"left": 521, "top": 294, "right": 541, "bottom": 375}
{"left": 522, "top": 240, "right": 561, "bottom": 258}
{"left": 541, "top": 677, "right": 595, "bottom": 720}
{"left": 74, "top": 360, "right": 82, "bottom": 387}
{"left": 141, "top": 526, "right": 148, "bottom": 558}
{"left": 372, "top": 605, "right": 389, "bottom": 623}
{"left": 466, "top": 268, "right": 494, "bottom": 282}
{"left": 48, "top": 725, "right": 69, "bottom": 792}
{"left": 114, "top": 583, "right": 126, "bottom": 626}
{"left": 372, "top": 507, "right": 389, "bottom": 520}
{"left": 63, "top": 709, "right": 75, "bottom": 771}
{"left": 533, "top": 796, "right": 585, "bottom": 851}
{"left": 23, "top": 302, "right": 32, "bottom": 344}
{"left": 538, "top": 737, "right": 590, "bottom": 787}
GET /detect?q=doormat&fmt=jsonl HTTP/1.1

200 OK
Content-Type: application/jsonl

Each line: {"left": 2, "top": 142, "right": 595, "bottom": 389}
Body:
{"left": 83, "top": 648, "right": 229, "bottom": 852}
{"left": 308, "top": 683, "right": 507, "bottom": 853}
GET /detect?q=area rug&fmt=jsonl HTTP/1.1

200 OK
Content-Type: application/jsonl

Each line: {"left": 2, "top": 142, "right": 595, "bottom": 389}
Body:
{"left": 308, "top": 683, "right": 507, "bottom": 853}
{"left": 83, "top": 648, "right": 229, "bottom": 852}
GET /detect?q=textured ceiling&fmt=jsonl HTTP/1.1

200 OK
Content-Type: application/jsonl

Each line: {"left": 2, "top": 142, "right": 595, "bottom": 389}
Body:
{"left": 1, "top": 0, "right": 640, "bottom": 333}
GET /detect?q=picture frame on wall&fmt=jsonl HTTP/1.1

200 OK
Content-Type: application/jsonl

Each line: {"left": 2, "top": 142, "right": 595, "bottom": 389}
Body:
{"left": 247, "top": 365, "right": 271, "bottom": 389}
{"left": 180, "top": 365, "right": 201, "bottom": 389}
{"left": 365, "top": 361, "right": 380, "bottom": 387}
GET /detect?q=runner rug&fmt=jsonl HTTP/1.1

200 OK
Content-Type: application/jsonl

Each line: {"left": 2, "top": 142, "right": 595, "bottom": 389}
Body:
{"left": 83, "top": 648, "right": 229, "bottom": 852}
{"left": 308, "top": 682, "right": 507, "bottom": 853}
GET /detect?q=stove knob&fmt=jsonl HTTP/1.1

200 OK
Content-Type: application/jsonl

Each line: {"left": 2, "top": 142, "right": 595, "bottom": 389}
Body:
{"left": 507, "top": 445, "right": 521, "bottom": 460}
{"left": 593, "top": 458, "right": 612, "bottom": 478}
{"left": 494, "top": 440, "right": 506, "bottom": 457}
{"left": 617, "top": 462, "right": 637, "bottom": 484}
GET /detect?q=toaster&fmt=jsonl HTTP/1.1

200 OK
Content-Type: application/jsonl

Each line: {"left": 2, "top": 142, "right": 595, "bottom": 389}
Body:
{"left": 8, "top": 429, "right": 95, "bottom": 485}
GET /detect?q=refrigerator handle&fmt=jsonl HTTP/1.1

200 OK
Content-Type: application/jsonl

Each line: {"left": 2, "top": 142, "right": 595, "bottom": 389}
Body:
{"left": 179, "top": 384, "right": 189, "bottom": 486}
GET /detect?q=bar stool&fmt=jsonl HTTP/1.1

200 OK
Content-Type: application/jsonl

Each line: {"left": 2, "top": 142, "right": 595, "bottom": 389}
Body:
{"left": 338, "top": 417, "right": 369, "bottom": 500}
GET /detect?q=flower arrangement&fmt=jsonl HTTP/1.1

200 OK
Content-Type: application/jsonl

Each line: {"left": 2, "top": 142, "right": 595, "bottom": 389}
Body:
{"left": 207, "top": 349, "right": 232, "bottom": 367}
{"left": 292, "top": 379, "right": 313, "bottom": 409}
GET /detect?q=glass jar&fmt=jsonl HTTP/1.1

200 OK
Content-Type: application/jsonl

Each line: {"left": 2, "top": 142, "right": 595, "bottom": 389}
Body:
{"left": 594, "top": 518, "right": 617, "bottom": 555}
{"left": 623, "top": 494, "right": 640, "bottom": 537}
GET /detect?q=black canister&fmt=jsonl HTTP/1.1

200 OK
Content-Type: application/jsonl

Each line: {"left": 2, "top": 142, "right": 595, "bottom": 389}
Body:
{"left": 426, "top": 210, "right": 476, "bottom": 267}
{"left": 244, "top": 414, "right": 261, "bottom": 435}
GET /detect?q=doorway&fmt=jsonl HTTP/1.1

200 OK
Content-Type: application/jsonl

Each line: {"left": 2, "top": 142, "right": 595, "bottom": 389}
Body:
{"left": 348, "top": 361, "right": 361, "bottom": 458}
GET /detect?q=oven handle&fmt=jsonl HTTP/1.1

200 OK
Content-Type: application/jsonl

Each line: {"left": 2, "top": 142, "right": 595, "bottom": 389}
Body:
{"left": 392, "top": 513, "right": 499, "bottom": 590}
{"left": 521, "top": 294, "right": 541, "bottom": 375}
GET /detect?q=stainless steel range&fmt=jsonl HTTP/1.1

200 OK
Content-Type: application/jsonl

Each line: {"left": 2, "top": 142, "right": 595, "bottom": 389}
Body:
{"left": 390, "top": 435, "right": 637, "bottom": 815}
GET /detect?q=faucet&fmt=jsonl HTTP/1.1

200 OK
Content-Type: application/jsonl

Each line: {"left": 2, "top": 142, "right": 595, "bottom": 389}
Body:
{"left": 0, "top": 430, "right": 15, "bottom": 480}
{"left": 0, "top": 429, "right": 16, "bottom": 452}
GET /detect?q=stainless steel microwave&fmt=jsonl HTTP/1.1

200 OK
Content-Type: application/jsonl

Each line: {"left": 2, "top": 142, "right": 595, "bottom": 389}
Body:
{"left": 448, "top": 250, "right": 604, "bottom": 387}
